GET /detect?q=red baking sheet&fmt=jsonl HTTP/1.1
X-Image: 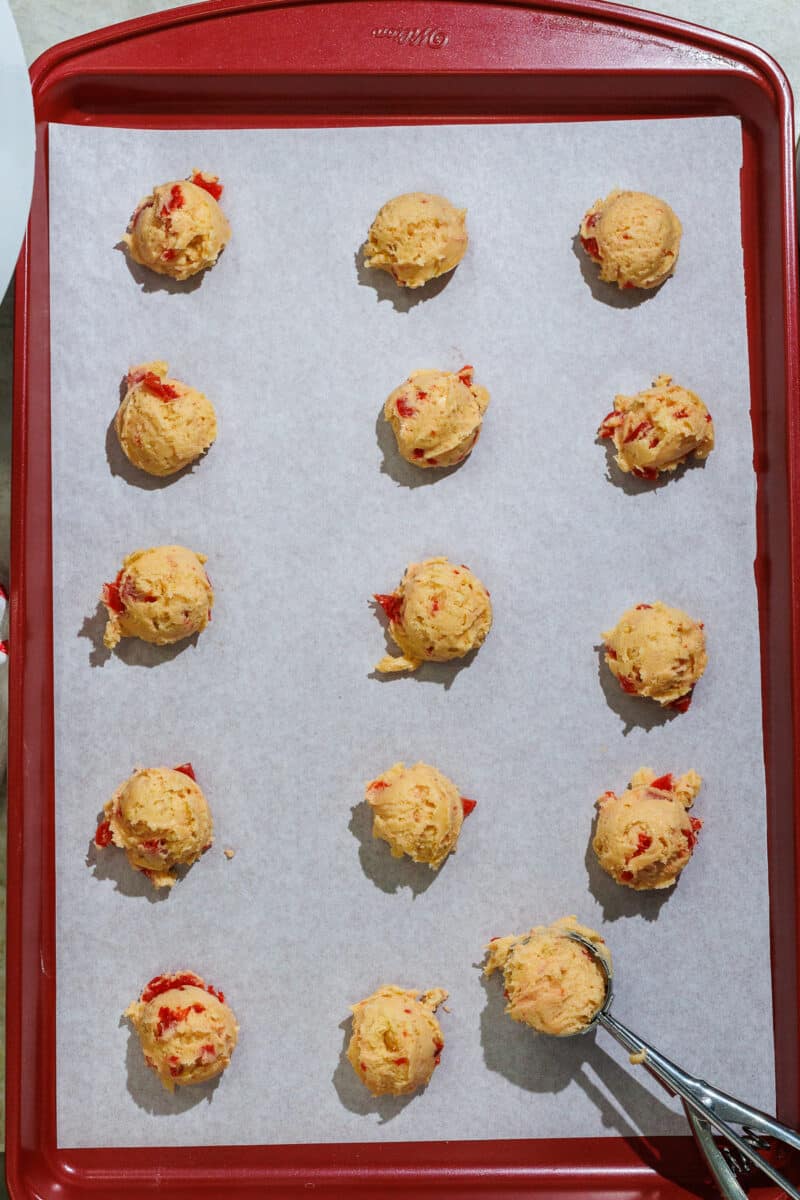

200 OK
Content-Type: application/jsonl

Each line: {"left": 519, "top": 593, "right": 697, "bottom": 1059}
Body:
{"left": 8, "top": 0, "right": 800, "bottom": 1196}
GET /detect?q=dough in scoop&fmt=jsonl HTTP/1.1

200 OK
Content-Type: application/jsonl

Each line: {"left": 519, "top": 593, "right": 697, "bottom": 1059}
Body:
{"left": 484, "top": 916, "right": 610, "bottom": 1036}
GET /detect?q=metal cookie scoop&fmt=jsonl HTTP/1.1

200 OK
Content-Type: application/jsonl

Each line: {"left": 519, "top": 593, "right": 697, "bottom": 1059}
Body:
{"left": 566, "top": 931, "right": 800, "bottom": 1199}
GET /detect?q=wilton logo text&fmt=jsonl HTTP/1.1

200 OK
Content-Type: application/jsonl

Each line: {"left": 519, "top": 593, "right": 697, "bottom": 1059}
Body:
{"left": 372, "top": 26, "right": 449, "bottom": 48}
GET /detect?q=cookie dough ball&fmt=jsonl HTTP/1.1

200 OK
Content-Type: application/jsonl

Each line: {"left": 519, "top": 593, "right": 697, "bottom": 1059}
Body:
{"left": 366, "top": 762, "right": 476, "bottom": 869}
{"left": 484, "top": 916, "right": 610, "bottom": 1036}
{"left": 115, "top": 361, "right": 218, "bottom": 477}
{"left": 384, "top": 366, "right": 489, "bottom": 469}
{"left": 580, "top": 190, "right": 681, "bottom": 290}
{"left": 603, "top": 602, "right": 707, "bottom": 710}
{"left": 125, "top": 971, "right": 238, "bottom": 1092}
{"left": 95, "top": 764, "right": 213, "bottom": 889}
{"left": 347, "top": 985, "right": 448, "bottom": 1096}
{"left": 599, "top": 375, "right": 714, "bottom": 481}
{"left": 374, "top": 557, "right": 492, "bottom": 673}
{"left": 364, "top": 192, "right": 467, "bottom": 288}
{"left": 102, "top": 545, "right": 213, "bottom": 650}
{"left": 594, "top": 768, "right": 703, "bottom": 890}
{"left": 123, "top": 170, "right": 230, "bottom": 281}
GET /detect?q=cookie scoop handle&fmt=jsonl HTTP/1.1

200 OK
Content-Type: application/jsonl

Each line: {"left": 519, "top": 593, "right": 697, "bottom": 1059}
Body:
{"left": 598, "top": 1007, "right": 800, "bottom": 1197}
{"left": 566, "top": 932, "right": 800, "bottom": 1198}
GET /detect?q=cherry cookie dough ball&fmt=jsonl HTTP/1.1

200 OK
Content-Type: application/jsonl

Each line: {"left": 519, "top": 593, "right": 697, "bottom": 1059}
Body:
{"left": 580, "top": 190, "right": 681, "bottom": 290}
{"left": 599, "top": 374, "right": 714, "bottom": 481}
{"left": 594, "top": 768, "right": 703, "bottom": 890}
{"left": 484, "top": 916, "right": 610, "bottom": 1037}
{"left": 123, "top": 170, "right": 230, "bottom": 281}
{"left": 364, "top": 192, "right": 468, "bottom": 288}
{"left": 94, "top": 763, "right": 212, "bottom": 889}
{"left": 365, "top": 762, "right": 476, "bottom": 869}
{"left": 384, "top": 365, "right": 490, "bottom": 469}
{"left": 116, "top": 361, "right": 218, "bottom": 477}
{"left": 126, "top": 971, "right": 238, "bottom": 1092}
{"left": 603, "top": 601, "right": 707, "bottom": 711}
{"left": 102, "top": 545, "right": 213, "bottom": 650}
{"left": 347, "top": 985, "right": 448, "bottom": 1096}
{"left": 374, "top": 556, "right": 492, "bottom": 673}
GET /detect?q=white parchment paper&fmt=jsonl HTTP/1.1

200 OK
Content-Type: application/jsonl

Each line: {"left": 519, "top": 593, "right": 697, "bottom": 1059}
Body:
{"left": 49, "top": 119, "right": 774, "bottom": 1149}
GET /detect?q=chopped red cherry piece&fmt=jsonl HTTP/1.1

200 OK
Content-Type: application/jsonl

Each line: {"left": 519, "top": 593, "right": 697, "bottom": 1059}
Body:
{"left": 670, "top": 692, "right": 693, "bottom": 713}
{"left": 684, "top": 815, "right": 703, "bottom": 851}
{"left": 461, "top": 797, "right": 477, "bottom": 816}
{"left": 648, "top": 436, "right": 660, "bottom": 448}
{"left": 635, "top": 604, "right": 653, "bottom": 610}
{"left": 457, "top": 365, "right": 473, "bottom": 386}
{"left": 705, "top": 413, "right": 713, "bottom": 423}
{"left": 141, "top": 972, "right": 205, "bottom": 1003}
{"left": 605, "top": 646, "right": 617, "bottom": 660}
{"left": 631, "top": 465, "right": 659, "bottom": 481}
{"left": 191, "top": 172, "right": 223, "bottom": 200}
{"left": 620, "top": 870, "right": 634, "bottom": 882}
{"left": 160, "top": 184, "right": 184, "bottom": 217}
{"left": 426, "top": 457, "right": 438, "bottom": 466}
{"left": 629, "top": 832, "right": 653, "bottom": 860}
{"left": 368, "top": 779, "right": 389, "bottom": 792}
{"left": 581, "top": 235, "right": 600, "bottom": 259}
{"left": 586, "top": 211, "right": 599, "bottom": 229}
{"left": 672, "top": 407, "right": 690, "bottom": 420}
{"left": 393, "top": 1057, "right": 409, "bottom": 1066}
{"left": 174, "top": 763, "right": 196, "bottom": 781}
{"left": 650, "top": 773, "right": 673, "bottom": 792}
{"left": 599, "top": 411, "right": 622, "bottom": 438}
{"left": 623, "top": 420, "right": 654, "bottom": 445}
{"left": 431, "top": 597, "right": 440, "bottom": 614}
{"left": 162, "top": 248, "right": 177, "bottom": 261}
{"left": 95, "top": 820, "right": 113, "bottom": 847}
{"left": 396, "top": 395, "right": 417, "bottom": 419}
{"left": 140, "top": 838, "right": 165, "bottom": 856}
{"left": 412, "top": 448, "right": 425, "bottom": 459}
{"left": 102, "top": 571, "right": 125, "bottom": 614}
{"left": 416, "top": 389, "right": 428, "bottom": 400}
{"left": 155, "top": 1005, "right": 189, "bottom": 1038}
{"left": 374, "top": 593, "right": 403, "bottom": 624}
{"left": 618, "top": 675, "right": 639, "bottom": 695}
{"left": 138, "top": 371, "right": 180, "bottom": 402}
